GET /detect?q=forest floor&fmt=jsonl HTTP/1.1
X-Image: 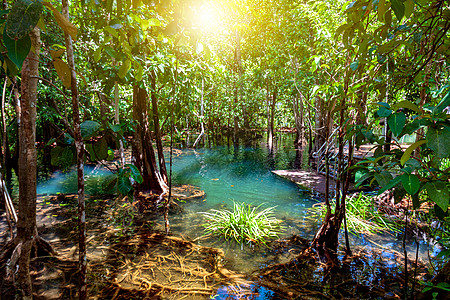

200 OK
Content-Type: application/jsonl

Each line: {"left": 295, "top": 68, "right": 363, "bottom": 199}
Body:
{"left": 0, "top": 185, "right": 433, "bottom": 299}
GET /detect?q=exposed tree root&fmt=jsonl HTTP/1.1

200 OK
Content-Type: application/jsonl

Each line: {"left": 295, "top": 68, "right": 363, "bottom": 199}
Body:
{"left": 92, "top": 232, "right": 249, "bottom": 299}
{"left": 0, "top": 229, "right": 56, "bottom": 280}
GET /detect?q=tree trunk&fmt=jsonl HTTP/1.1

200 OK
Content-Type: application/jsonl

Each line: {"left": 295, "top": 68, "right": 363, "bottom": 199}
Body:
{"left": 16, "top": 26, "right": 40, "bottom": 300}
{"left": 62, "top": 1, "right": 86, "bottom": 298}
{"left": 150, "top": 70, "right": 167, "bottom": 183}
{"left": 293, "top": 93, "right": 304, "bottom": 147}
{"left": 268, "top": 87, "right": 277, "bottom": 149}
{"left": 114, "top": 82, "right": 125, "bottom": 167}
{"left": 193, "top": 77, "right": 205, "bottom": 148}
{"left": 132, "top": 86, "right": 164, "bottom": 193}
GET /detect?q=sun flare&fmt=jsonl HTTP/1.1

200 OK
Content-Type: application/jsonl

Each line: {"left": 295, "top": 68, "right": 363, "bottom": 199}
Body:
{"left": 194, "top": 4, "right": 219, "bottom": 31}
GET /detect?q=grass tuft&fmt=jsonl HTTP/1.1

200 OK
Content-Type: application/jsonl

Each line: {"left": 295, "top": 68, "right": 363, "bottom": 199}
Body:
{"left": 200, "top": 202, "right": 283, "bottom": 247}
{"left": 307, "top": 192, "right": 401, "bottom": 236}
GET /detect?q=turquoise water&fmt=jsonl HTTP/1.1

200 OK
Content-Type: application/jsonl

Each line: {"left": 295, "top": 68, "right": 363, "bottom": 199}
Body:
{"left": 170, "top": 145, "right": 315, "bottom": 219}
{"left": 35, "top": 136, "right": 432, "bottom": 276}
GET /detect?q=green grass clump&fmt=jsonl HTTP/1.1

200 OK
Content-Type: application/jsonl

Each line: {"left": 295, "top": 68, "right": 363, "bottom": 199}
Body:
{"left": 307, "top": 192, "right": 400, "bottom": 235}
{"left": 200, "top": 202, "right": 282, "bottom": 247}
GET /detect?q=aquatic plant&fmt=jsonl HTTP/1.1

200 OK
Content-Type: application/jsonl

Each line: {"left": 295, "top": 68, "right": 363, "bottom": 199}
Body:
{"left": 307, "top": 192, "right": 400, "bottom": 235}
{"left": 200, "top": 202, "right": 282, "bottom": 247}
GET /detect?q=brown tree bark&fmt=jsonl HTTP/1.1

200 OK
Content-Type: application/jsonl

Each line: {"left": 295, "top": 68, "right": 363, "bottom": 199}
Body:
{"left": 62, "top": 1, "right": 86, "bottom": 298}
{"left": 132, "top": 86, "right": 164, "bottom": 193}
{"left": 150, "top": 70, "right": 167, "bottom": 183}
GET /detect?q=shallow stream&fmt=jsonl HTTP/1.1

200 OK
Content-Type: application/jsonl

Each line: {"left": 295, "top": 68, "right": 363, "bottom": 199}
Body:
{"left": 35, "top": 134, "right": 437, "bottom": 298}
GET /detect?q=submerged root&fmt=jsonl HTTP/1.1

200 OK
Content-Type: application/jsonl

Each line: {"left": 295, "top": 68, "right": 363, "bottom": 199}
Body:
{"left": 255, "top": 240, "right": 429, "bottom": 299}
{"left": 93, "top": 232, "right": 248, "bottom": 299}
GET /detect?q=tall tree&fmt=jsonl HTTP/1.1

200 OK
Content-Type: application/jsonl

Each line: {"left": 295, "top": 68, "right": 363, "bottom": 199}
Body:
{"left": 61, "top": 0, "right": 86, "bottom": 298}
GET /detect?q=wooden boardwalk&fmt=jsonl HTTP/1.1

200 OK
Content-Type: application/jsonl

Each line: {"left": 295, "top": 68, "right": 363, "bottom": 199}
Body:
{"left": 272, "top": 169, "right": 336, "bottom": 194}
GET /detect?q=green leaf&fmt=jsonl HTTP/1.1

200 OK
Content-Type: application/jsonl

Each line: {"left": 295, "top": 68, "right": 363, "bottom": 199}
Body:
{"left": 108, "top": 123, "right": 122, "bottom": 133}
{"left": 378, "top": 0, "right": 387, "bottom": 21}
{"left": 125, "top": 164, "right": 143, "bottom": 184}
{"left": 375, "top": 171, "right": 394, "bottom": 190}
{"left": 377, "top": 106, "right": 392, "bottom": 117}
{"left": 391, "top": 100, "right": 419, "bottom": 113}
{"left": 50, "top": 146, "right": 64, "bottom": 166}
{"left": 377, "top": 174, "right": 401, "bottom": 194}
{"left": 4, "top": 56, "right": 19, "bottom": 77}
{"left": 427, "top": 126, "right": 450, "bottom": 159}
{"left": 118, "top": 59, "right": 131, "bottom": 79}
{"left": 3, "top": 26, "right": 31, "bottom": 68}
{"left": 388, "top": 112, "right": 406, "bottom": 137}
{"left": 400, "top": 140, "right": 426, "bottom": 165}
{"left": 134, "top": 61, "right": 143, "bottom": 81}
{"left": 434, "top": 204, "right": 446, "bottom": 220}
{"left": 93, "top": 137, "right": 108, "bottom": 160}
{"left": 118, "top": 175, "right": 132, "bottom": 195}
{"left": 391, "top": 0, "right": 405, "bottom": 21}
{"left": 434, "top": 90, "right": 450, "bottom": 115}
{"left": 401, "top": 173, "right": 420, "bottom": 195}
{"left": 94, "top": 47, "right": 101, "bottom": 62}
{"left": 60, "top": 147, "right": 74, "bottom": 170}
{"left": 80, "top": 120, "right": 101, "bottom": 140}
{"left": 404, "top": 0, "right": 414, "bottom": 18}
{"left": 425, "top": 182, "right": 449, "bottom": 212}
{"left": 6, "top": 0, "right": 43, "bottom": 39}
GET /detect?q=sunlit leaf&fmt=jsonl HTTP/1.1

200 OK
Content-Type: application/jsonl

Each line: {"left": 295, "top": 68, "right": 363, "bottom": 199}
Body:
{"left": 378, "top": 0, "right": 387, "bottom": 21}
{"left": 54, "top": 58, "right": 71, "bottom": 89}
{"left": 400, "top": 140, "right": 426, "bottom": 165}
{"left": 118, "top": 59, "right": 131, "bottom": 78}
{"left": 391, "top": 100, "right": 419, "bottom": 113}
{"left": 50, "top": 49, "right": 65, "bottom": 59}
{"left": 43, "top": 2, "right": 77, "bottom": 41}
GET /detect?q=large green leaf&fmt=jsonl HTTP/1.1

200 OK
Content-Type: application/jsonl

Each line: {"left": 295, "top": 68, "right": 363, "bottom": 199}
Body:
{"left": 375, "top": 171, "right": 394, "bottom": 193}
{"left": 6, "top": 0, "right": 42, "bottom": 39}
{"left": 377, "top": 174, "right": 401, "bottom": 194}
{"left": 118, "top": 59, "right": 131, "bottom": 79}
{"left": 3, "top": 26, "right": 31, "bottom": 68}
{"left": 390, "top": 0, "right": 405, "bottom": 21}
{"left": 118, "top": 175, "right": 132, "bottom": 195}
{"left": 427, "top": 125, "right": 450, "bottom": 159}
{"left": 377, "top": 106, "right": 392, "bottom": 117}
{"left": 391, "top": 100, "right": 419, "bottom": 113}
{"left": 80, "top": 120, "right": 101, "bottom": 140}
{"left": 388, "top": 112, "right": 406, "bottom": 137}
{"left": 125, "top": 164, "right": 143, "bottom": 184}
{"left": 401, "top": 173, "right": 420, "bottom": 195}
{"left": 86, "top": 138, "right": 108, "bottom": 161}
{"left": 425, "top": 181, "right": 449, "bottom": 212}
